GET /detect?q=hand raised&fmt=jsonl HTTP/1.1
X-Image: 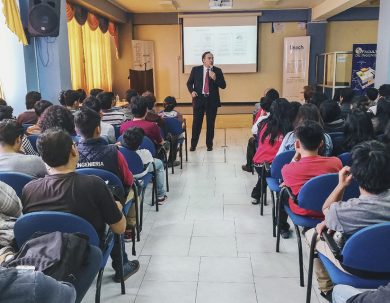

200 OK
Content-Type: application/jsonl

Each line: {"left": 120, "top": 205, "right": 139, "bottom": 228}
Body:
{"left": 338, "top": 166, "right": 352, "bottom": 188}
{"left": 209, "top": 70, "right": 216, "bottom": 80}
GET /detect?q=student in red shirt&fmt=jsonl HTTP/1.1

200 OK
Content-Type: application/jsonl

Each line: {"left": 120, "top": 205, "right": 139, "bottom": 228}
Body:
{"left": 251, "top": 98, "right": 292, "bottom": 204}
{"left": 279, "top": 120, "right": 342, "bottom": 238}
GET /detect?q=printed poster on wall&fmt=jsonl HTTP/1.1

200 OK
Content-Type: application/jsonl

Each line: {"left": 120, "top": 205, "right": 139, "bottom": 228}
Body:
{"left": 351, "top": 44, "right": 377, "bottom": 95}
{"left": 282, "top": 36, "right": 310, "bottom": 101}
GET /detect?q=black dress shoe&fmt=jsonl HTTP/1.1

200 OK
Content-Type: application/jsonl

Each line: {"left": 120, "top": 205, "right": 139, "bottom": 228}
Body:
{"left": 207, "top": 146, "right": 213, "bottom": 151}
{"left": 190, "top": 146, "right": 196, "bottom": 151}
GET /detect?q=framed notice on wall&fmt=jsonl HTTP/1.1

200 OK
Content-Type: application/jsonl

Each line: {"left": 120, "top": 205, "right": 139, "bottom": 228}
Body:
{"left": 282, "top": 36, "right": 311, "bottom": 101}
{"left": 130, "top": 40, "right": 155, "bottom": 95}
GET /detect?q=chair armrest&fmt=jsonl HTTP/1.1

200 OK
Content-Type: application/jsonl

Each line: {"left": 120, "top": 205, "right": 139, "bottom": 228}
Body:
{"left": 281, "top": 186, "right": 297, "bottom": 204}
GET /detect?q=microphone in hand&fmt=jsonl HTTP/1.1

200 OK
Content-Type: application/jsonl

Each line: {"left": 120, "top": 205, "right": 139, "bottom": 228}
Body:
{"left": 208, "top": 67, "right": 216, "bottom": 81}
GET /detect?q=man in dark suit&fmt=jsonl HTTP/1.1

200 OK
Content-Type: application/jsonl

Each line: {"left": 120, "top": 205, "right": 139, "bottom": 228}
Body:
{"left": 187, "top": 51, "right": 226, "bottom": 151}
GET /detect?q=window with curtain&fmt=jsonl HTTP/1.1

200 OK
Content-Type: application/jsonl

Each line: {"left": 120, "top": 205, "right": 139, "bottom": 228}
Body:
{"left": 66, "top": 3, "right": 118, "bottom": 93}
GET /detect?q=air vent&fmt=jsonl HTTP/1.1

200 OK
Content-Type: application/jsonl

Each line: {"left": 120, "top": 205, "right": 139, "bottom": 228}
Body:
{"left": 209, "top": 0, "right": 233, "bottom": 9}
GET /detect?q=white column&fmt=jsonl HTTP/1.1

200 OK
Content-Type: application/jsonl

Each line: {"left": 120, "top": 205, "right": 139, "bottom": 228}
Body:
{"left": 375, "top": 0, "right": 390, "bottom": 86}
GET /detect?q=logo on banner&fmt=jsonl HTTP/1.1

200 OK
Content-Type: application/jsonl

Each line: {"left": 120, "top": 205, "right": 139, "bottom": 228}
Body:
{"left": 354, "top": 47, "right": 376, "bottom": 57}
{"left": 290, "top": 45, "right": 304, "bottom": 50}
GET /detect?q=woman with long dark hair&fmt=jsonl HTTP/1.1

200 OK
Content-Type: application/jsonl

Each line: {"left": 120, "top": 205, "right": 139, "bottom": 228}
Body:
{"left": 343, "top": 109, "right": 374, "bottom": 152}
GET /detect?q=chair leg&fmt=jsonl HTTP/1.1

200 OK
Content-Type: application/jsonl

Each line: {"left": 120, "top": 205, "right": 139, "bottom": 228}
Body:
{"left": 276, "top": 195, "right": 282, "bottom": 252}
{"left": 154, "top": 176, "right": 159, "bottom": 212}
{"left": 180, "top": 143, "right": 183, "bottom": 169}
{"left": 116, "top": 234, "right": 125, "bottom": 295}
{"left": 140, "top": 188, "right": 144, "bottom": 232}
{"left": 95, "top": 268, "right": 104, "bottom": 303}
{"left": 131, "top": 225, "right": 136, "bottom": 256}
{"left": 260, "top": 167, "right": 265, "bottom": 216}
{"left": 133, "top": 185, "right": 140, "bottom": 242}
{"left": 295, "top": 224, "right": 304, "bottom": 287}
{"left": 271, "top": 191, "right": 276, "bottom": 237}
{"left": 306, "top": 231, "right": 318, "bottom": 303}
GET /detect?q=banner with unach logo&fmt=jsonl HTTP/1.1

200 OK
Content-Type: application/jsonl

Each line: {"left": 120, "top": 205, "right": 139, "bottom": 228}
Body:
{"left": 351, "top": 44, "right": 377, "bottom": 95}
{"left": 282, "top": 36, "right": 311, "bottom": 102}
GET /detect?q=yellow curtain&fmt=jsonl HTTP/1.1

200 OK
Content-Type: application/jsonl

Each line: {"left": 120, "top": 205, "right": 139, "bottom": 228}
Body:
{"left": 82, "top": 24, "right": 112, "bottom": 92}
{"left": 1, "top": 0, "right": 28, "bottom": 45}
{"left": 67, "top": 19, "right": 86, "bottom": 91}
{"left": 67, "top": 19, "right": 112, "bottom": 92}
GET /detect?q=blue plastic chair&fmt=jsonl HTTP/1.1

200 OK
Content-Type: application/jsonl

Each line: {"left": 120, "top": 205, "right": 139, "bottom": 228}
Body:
{"left": 329, "top": 132, "right": 345, "bottom": 156}
{"left": 140, "top": 136, "right": 169, "bottom": 193}
{"left": 265, "top": 150, "right": 295, "bottom": 237}
{"left": 76, "top": 168, "right": 139, "bottom": 250}
{"left": 338, "top": 152, "right": 352, "bottom": 167}
{"left": 0, "top": 172, "right": 33, "bottom": 198}
{"left": 163, "top": 117, "right": 187, "bottom": 173}
{"left": 119, "top": 146, "right": 157, "bottom": 222}
{"left": 14, "top": 211, "right": 113, "bottom": 303}
{"left": 276, "top": 173, "right": 360, "bottom": 287}
{"left": 306, "top": 222, "right": 390, "bottom": 303}
{"left": 26, "top": 135, "right": 39, "bottom": 153}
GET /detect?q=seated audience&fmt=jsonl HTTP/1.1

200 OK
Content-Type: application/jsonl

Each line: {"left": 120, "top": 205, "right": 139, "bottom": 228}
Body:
{"left": 303, "top": 85, "right": 315, "bottom": 103}
{"left": 90, "top": 88, "right": 103, "bottom": 97}
{"left": 242, "top": 92, "right": 280, "bottom": 172}
{"left": 21, "top": 129, "right": 139, "bottom": 284}
{"left": 58, "top": 90, "right": 66, "bottom": 106}
{"left": 333, "top": 282, "right": 390, "bottom": 303}
{"left": 83, "top": 96, "right": 115, "bottom": 143}
{"left": 98, "top": 92, "right": 125, "bottom": 125}
{"left": 341, "top": 109, "right": 374, "bottom": 153}
{"left": 251, "top": 98, "right": 292, "bottom": 204}
{"left": 26, "top": 100, "right": 53, "bottom": 135}
{"left": 308, "top": 91, "right": 328, "bottom": 108}
{"left": 277, "top": 103, "right": 333, "bottom": 156}
{"left": 0, "top": 105, "right": 13, "bottom": 121}
{"left": 63, "top": 90, "right": 81, "bottom": 113}
{"left": 372, "top": 97, "right": 390, "bottom": 135}
{"left": 76, "top": 88, "right": 87, "bottom": 103}
{"left": 123, "top": 127, "right": 167, "bottom": 203}
{"left": 17, "top": 91, "right": 41, "bottom": 125}
{"left": 332, "top": 88, "right": 341, "bottom": 102}
{"left": 120, "top": 96, "right": 164, "bottom": 147}
{"left": 0, "top": 120, "right": 47, "bottom": 178}
{"left": 308, "top": 140, "right": 390, "bottom": 300}
{"left": 122, "top": 89, "right": 138, "bottom": 121}
{"left": 320, "top": 101, "right": 345, "bottom": 133}
{"left": 339, "top": 88, "right": 354, "bottom": 119}
{"left": 142, "top": 91, "right": 166, "bottom": 132}
{"left": 159, "top": 96, "right": 183, "bottom": 122}
{"left": 351, "top": 95, "right": 370, "bottom": 112}
{"left": 0, "top": 181, "right": 21, "bottom": 264}
{"left": 74, "top": 107, "right": 133, "bottom": 189}
{"left": 279, "top": 121, "right": 342, "bottom": 238}
{"left": 39, "top": 105, "right": 77, "bottom": 136}
{"left": 366, "top": 86, "right": 379, "bottom": 112}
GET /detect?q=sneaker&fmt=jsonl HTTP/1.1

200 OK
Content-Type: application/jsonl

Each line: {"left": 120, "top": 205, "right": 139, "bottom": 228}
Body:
{"left": 280, "top": 229, "right": 290, "bottom": 239}
{"left": 251, "top": 198, "right": 260, "bottom": 205}
{"left": 168, "top": 160, "right": 180, "bottom": 167}
{"left": 113, "top": 260, "right": 140, "bottom": 283}
{"left": 157, "top": 195, "right": 168, "bottom": 205}
{"left": 124, "top": 229, "right": 133, "bottom": 242}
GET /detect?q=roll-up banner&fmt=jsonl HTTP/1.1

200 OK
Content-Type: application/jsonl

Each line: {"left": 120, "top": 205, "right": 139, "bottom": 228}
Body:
{"left": 351, "top": 44, "right": 377, "bottom": 95}
{"left": 282, "top": 36, "right": 311, "bottom": 102}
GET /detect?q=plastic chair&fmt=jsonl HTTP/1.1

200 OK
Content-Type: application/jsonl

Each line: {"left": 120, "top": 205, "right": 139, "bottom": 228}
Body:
{"left": 140, "top": 136, "right": 169, "bottom": 193}
{"left": 119, "top": 146, "right": 158, "bottom": 223}
{"left": 26, "top": 135, "right": 39, "bottom": 153}
{"left": 14, "top": 211, "right": 116, "bottom": 303}
{"left": 329, "top": 132, "right": 345, "bottom": 156}
{"left": 265, "top": 150, "right": 295, "bottom": 237}
{"left": 306, "top": 223, "right": 390, "bottom": 303}
{"left": 0, "top": 171, "right": 33, "bottom": 198}
{"left": 276, "top": 173, "right": 360, "bottom": 287}
{"left": 76, "top": 168, "right": 139, "bottom": 252}
{"left": 338, "top": 152, "right": 352, "bottom": 167}
{"left": 163, "top": 117, "right": 187, "bottom": 173}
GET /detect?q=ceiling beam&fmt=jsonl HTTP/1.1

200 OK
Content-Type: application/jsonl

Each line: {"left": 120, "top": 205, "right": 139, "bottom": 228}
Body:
{"left": 311, "top": 0, "right": 367, "bottom": 21}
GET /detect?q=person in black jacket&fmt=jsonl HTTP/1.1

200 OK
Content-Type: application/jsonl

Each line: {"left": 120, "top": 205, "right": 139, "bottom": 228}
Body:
{"left": 187, "top": 51, "right": 226, "bottom": 151}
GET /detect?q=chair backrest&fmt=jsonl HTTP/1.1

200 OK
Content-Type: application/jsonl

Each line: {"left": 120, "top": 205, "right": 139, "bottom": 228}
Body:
{"left": 26, "top": 135, "right": 39, "bottom": 153}
{"left": 164, "top": 117, "right": 184, "bottom": 136}
{"left": 118, "top": 146, "right": 145, "bottom": 175}
{"left": 328, "top": 132, "right": 345, "bottom": 156}
{"left": 338, "top": 152, "right": 352, "bottom": 167}
{"left": 14, "top": 211, "right": 100, "bottom": 248}
{"left": 76, "top": 168, "right": 123, "bottom": 188}
{"left": 270, "top": 150, "right": 295, "bottom": 180}
{"left": 342, "top": 222, "right": 390, "bottom": 275}
{"left": 298, "top": 173, "right": 360, "bottom": 212}
{"left": 0, "top": 172, "right": 34, "bottom": 198}
{"left": 140, "top": 136, "right": 157, "bottom": 157}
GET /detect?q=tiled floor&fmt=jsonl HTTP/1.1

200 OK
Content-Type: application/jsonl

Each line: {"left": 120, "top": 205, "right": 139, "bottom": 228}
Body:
{"left": 83, "top": 128, "right": 327, "bottom": 303}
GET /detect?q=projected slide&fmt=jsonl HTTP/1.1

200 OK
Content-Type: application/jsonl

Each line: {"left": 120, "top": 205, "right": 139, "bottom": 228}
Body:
{"left": 183, "top": 25, "right": 258, "bottom": 73}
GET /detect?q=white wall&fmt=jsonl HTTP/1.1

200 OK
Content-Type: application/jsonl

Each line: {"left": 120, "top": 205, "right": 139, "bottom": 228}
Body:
{"left": 0, "top": 1, "right": 28, "bottom": 115}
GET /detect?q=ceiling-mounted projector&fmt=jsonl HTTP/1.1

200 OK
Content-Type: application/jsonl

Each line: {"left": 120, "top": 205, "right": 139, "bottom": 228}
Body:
{"left": 209, "top": 0, "right": 233, "bottom": 9}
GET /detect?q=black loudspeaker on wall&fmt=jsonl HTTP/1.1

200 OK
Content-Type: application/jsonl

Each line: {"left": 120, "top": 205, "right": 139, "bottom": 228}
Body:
{"left": 28, "top": 0, "right": 61, "bottom": 37}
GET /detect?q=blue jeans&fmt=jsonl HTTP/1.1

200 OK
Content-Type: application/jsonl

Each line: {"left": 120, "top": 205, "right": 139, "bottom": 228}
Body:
{"left": 147, "top": 159, "right": 166, "bottom": 197}
{"left": 332, "top": 285, "right": 362, "bottom": 303}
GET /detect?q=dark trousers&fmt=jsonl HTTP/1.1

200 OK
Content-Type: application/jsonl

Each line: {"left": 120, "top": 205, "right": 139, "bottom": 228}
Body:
{"left": 191, "top": 96, "right": 218, "bottom": 148}
{"left": 110, "top": 235, "right": 129, "bottom": 272}
{"left": 246, "top": 136, "right": 257, "bottom": 167}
